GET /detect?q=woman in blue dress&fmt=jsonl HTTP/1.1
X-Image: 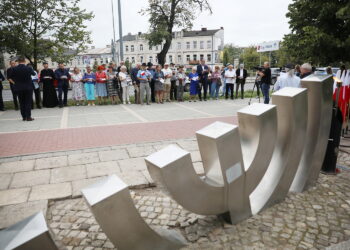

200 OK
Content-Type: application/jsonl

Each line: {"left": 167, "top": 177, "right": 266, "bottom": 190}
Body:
{"left": 188, "top": 67, "right": 199, "bottom": 102}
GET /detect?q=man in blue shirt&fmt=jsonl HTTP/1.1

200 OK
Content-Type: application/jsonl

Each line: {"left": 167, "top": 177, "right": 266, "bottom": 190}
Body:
{"left": 137, "top": 63, "right": 152, "bottom": 105}
{"left": 131, "top": 63, "right": 141, "bottom": 104}
{"left": 54, "top": 63, "right": 70, "bottom": 108}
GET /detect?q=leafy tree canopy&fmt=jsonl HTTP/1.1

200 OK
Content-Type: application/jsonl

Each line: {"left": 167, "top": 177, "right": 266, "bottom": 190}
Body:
{"left": 283, "top": 0, "right": 350, "bottom": 66}
{"left": 140, "top": 0, "right": 212, "bottom": 65}
{"left": 0, "top": 0, "right": 93, "bottom": 70}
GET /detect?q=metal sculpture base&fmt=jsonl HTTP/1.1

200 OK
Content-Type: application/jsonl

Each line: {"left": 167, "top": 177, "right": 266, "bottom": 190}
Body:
{"left": 0, "top": 212, "right": 60, "bottom": 250}
{"left": 81, "top": 175, "right": 187, "bottom": 250}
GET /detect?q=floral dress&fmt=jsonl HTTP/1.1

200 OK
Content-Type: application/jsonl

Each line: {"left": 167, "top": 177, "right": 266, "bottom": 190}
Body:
{"left": 71, "top": 73, "right": 85, "bottom": 100}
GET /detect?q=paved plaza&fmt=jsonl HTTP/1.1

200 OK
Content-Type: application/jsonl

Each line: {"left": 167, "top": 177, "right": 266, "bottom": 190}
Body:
{"left": 0, "top": 99, "right": 349, "bottom": 249}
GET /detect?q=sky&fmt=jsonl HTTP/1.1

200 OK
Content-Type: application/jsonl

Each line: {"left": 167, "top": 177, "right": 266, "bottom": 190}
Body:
{"left": 80, "top": 0, "right": 293, "bottom": 48}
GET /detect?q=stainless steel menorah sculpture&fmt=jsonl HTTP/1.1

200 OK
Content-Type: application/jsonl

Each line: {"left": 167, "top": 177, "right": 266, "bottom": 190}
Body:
{"left": 146, "top": 74, "right": 333, "bottom": 224}
{"left": 0, "top": 75, "right": 333, "bottom": 250}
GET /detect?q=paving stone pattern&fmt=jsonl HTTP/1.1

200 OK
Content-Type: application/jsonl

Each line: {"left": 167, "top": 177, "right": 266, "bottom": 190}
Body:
{"left": 46, "top": 170, "right": 350, "bottom": 250}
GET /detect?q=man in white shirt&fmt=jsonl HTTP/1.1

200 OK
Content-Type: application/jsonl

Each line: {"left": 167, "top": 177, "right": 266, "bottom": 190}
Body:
{"left": 275, "top": 64, "right": 301, "bottom": 91}
{"left": 224, "top": 64, "right": 236, "bottom": 99}
{"left": 162, "top": 63, "right": 172, "bottom": 102}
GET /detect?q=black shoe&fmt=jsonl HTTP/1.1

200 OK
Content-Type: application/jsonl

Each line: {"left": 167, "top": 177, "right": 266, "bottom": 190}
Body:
{"left": 26, "top": 117, "right": 34, "bottom": 121}
{"left": 22, "top": 118, "right": 26, "bottom": 121}
{"left": 64, "top": 104, "right": 68, "bottom": 107}
{"left": 37, "top": 106, "right": 42, "bottom": 109}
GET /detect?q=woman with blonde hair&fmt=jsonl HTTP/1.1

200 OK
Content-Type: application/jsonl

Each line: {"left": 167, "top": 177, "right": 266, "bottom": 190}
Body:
{"left": 119, "top": 65, "right": 132, "bottom": 104}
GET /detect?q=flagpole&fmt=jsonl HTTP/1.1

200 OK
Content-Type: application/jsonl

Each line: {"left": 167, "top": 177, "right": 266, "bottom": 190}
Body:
{"left": 118, "top": 0, "right": 124, "bottom": 62}
{"left": 111, "top": 0, "right": 117, "bottom": 63}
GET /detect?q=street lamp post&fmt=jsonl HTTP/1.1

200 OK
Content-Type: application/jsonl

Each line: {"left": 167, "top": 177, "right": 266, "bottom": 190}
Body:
{"left": 118, "top": 0, "right": 124, "bottom": 62}
{"left": 111, "top": 0, "right": 117, "bottom": 64}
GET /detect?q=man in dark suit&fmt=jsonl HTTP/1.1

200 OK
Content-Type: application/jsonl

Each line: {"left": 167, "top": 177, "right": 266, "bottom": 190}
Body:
{"left": 235, "top": 64, "right": 248, "bottom": 99}
{"left": 197, "top": 59, "right": 209, "bottom": 101}
{"left": 6, "top": 60, "right": 19, "bottom": 110}
{"left": 0, "top": 71, "right": 5, "bottom": 111}
{"left": 54, "top": 63, "right": 70, "bottom": 108}
{"left": 8, "top": 56, "right": 36, "bottom": 121}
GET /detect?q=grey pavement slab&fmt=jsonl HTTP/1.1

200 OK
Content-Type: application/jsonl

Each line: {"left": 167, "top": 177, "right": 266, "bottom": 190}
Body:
{"left": 118, "top": 157, "right": 148, "bottom": 172}
{"left": 0, "top": 200, "right": 48, "bottom": 229}
{"left": 68, "top": 152, "right": 100, "bottom": 166}
{"left": 35, "top": 156, "right": 68, "bottom": 170}
{"left": 29, "top": 182, "right": 72, "bottom": 201}
{"left": 0, "top": 160, "right": 35, "bottom": 174}
{"left": 98, "top": 149, "right": 129, "bottom": 162}
{"left": 10, "top": 169, "right": 50, "bottom": 188}
{"left": 50, "top": 165, "right": 87, "bottom": 184}
{"left": 0, "top": 188, "right": 30, "bottom": 206}
{"left": 0, "top": 174, "right": 12, "bottom": 190}
{"left": 85, "top": 161, "right": 121, "bottom": 178}
{"left": 71, "top": 177, "right": 103, "bottom": 198}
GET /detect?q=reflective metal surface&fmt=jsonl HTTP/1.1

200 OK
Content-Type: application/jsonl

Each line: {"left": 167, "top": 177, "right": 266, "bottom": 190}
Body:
{"left": 250, "top": 87, "right": 308, "bottom": 214}
{"left": 196, "top": 122, "right": 249, "bottom": 224}
{"left": 238, "top": 103, "right": 277, "bottom": 194}
{"left": 82, "top": 175, "right": 186, "bottom": 250}
{"left": 0, "top": 212, "right": 59, "bottom": 250}
{"left": 146, "top": 144, "right": 227, "bottom": 215}
{"left": 290, "top": 75, "right": 333, "bottom": 192}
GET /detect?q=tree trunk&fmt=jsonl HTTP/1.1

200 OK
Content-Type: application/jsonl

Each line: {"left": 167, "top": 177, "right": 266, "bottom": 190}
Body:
{"left": 33, "top": 0, "right": 38, "bottom": 71}
{"left": 157, "top": 38, "right": 172, "bottom": 66}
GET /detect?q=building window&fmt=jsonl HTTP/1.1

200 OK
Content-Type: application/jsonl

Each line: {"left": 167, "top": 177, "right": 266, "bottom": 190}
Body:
{"left": 193, "top": 54, "right": 197, "bottom": 61}
{"left": 207, "top": 40, "right": 212, "bottom": 49}
{"left": 140, "top": 44, "right": 143, "bottom": 51}
{"left": 132, "top": 57, "right": 135, "bottom": 63}
{"left": 169, "top": 55, "right": 173, "bottom": 63}
{"left": 177, "top": 42, "right": 181, "bottom": 50}
{"left": 200, "top": 41, "right": 204, "bottom": 49}
{"left": 100, "top": 58, "right": 103, "bottom": 64}
{"left": 155, "top": 45, "right": 159, "bottom": 51}
{"left": 177, "top": 55, "right": 182, "bottom": 63}
{"left": 200, "top": 55, "right": 204, "bottom": 61}
{"left": 149, "top": 46, "right": 152, "bottom": 51}
{"left": 149, "top": 56, "right": 153, "bottom": 63}
{"left": 186, "top": 55, "right": 190, "bottom": 62}
{"left": 125, "top": 45, "right": 129, "bottom": 52}
{"left": 186, "top": 42, "right": 190, "bottom": 49}
{"left": 105, "top": 58, "right": 109, "bottom": 63}
{"left": 170, "top": 43, "right": 173, "bottom": 50}
{"left": 131, "top": 45, "right": 134, "bottom": 52}
{"left": 207, "top": 54, "right": 211, "bottom": 62}
{"left": 140, "top": 56, "right": 144, "bottom": 62}
{"left": 193, "top": 41, "right": 197, "bottom": 49}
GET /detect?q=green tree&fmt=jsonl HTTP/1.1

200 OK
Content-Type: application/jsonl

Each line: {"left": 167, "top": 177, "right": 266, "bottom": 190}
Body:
{"left": 0, "top": 0, "right": 93, "bottom": 70}
{"left": 221, "top": 44, "right": 243, "bottom": 65}
{"left": 240, "top": 47, "right": 268, "bottom": 70}
{"left": 140, "top": 0, "right": 211, "bottom": 66}
{"left": 283, "top": 0, "right": 350, "bottom": 66}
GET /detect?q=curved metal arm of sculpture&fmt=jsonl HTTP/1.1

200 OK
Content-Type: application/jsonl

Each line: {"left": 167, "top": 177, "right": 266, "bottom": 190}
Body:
{"left": 81, "top": 175, "right": 187, "bottom": 250}
{"left": 290, "top": 75, "right": 333, "bottom": 192}
{"left": 0, "top": 212, "right": 60, "bottom": 250}
{"left": 237, "top": 103, "right": 277, "bottom": 194}
{"left": 145, "top": 145, "right": 227, "bottom": 215}
{"left": 250, "top": 87, "right": 308, "bottom": 215}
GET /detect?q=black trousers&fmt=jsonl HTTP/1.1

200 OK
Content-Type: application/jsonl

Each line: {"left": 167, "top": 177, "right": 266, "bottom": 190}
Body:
{"left": 170, "top": 80, "right": 177, "bottom": 100}
{"left": 236, "top": 79, "right": 245, "bottom": 99}
{"left": 32, "top": 88, "right": 41, "bottom": 108}
{"left": 198, "top": 79, "right": 209, "bottom": 100}
{"left": 225, "top": 83, "right": 234, "bottom": 99}
{"left": 58, "top": 82, "right": 69, "bottom": 106}
{"left": 0, "top": 83, "right": 4, "bottom": 110}
{"left": 10, "top": 84, "right": 19, "bottom": 109}
{"left": 18, "top": 89, "right": 33, "bottom": 119}
{"left": 150, "top": 79, "right": 155, "bottom": 103}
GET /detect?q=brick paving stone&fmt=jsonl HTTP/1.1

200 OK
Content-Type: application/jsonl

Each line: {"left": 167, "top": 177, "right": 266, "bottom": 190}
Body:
{"left": 0, "top": 173, "right": 12, "bottom": 190}
{"left": 35, "top": 156, "right": 68, "bottom": 170}
{"left": 0, "top": 188, "right": 30, "bottom": 206}
{"left": 0, "top": 160, "right": 35, "bottom": 174}
{"left": 0, "top": 200, "right": 48, "bottom": 229}
{"left": 10, "top": 169, "right": 50, "bottom": 188}
{"left": 71, "top": 177, "right": 104, "bottom": 198}
{"left": 118, "top": 157, "right": 147, "bottom": 172}
{"left": 126, "top": 146, "right": 156, "bottom": 158}
{"left": 68, "top": 153, "right": 99, "bottom": 166}
{"left": 98, "top": 149, "right": 129, "bottom": 162}
{"left": 85, "top": 161, "right": 121, "bottom": 178}
{"left": 51, "top": 165, "right": 87, "bottom": 184}
{"left": 29, "top": 183, "right": 71, "bottom": 201}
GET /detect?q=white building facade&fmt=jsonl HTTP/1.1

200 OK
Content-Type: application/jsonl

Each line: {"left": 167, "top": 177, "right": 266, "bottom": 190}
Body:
{"left": 116, "top": 27, "right": 224, "bottom": 66}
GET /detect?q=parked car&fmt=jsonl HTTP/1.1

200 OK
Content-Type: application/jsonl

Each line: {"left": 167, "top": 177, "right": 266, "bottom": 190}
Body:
{"left": 315, "top": 67, "right": 339, "bottom": 76}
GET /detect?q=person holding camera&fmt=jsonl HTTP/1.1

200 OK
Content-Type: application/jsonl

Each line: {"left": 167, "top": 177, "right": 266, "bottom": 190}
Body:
{"left": 257, "top": 62, "right": 272, "bottom": 104}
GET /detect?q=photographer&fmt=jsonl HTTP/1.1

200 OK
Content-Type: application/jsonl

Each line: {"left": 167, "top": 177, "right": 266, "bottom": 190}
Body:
{"left": 257, "top": 62, "right": 272, "bottom": 104}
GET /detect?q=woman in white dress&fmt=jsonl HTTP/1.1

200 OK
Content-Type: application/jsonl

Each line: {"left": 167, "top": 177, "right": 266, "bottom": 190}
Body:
{"left": 119, "top": 66, "right": 131, "bottom": 104}
{"left": 70, "top": 67, "right": 85, "bottom": 106}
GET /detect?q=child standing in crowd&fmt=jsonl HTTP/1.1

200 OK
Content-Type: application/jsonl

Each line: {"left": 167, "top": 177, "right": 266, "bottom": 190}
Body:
{"left": 106, "top": 66, "right": 119, "bottom": 105}
{"left": 70, "top": 67, "right": 85, "bottom": 106}
{"left": 83, "top": 66, "right": 96, "bottom": 106}
{"left": 119, "top": 66, "right": 131, "bottom": 104}
{"left": 154, "top": 65, "right": 164, "bottom": 104}
{"left": 176, "top": 66, "right": 185, "bottom": 102}
{"left": 189, "top": 67, "right": 199, "bottom": 102}
{"left": 95, "top": 65, "right": 108, "bottom": 105}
